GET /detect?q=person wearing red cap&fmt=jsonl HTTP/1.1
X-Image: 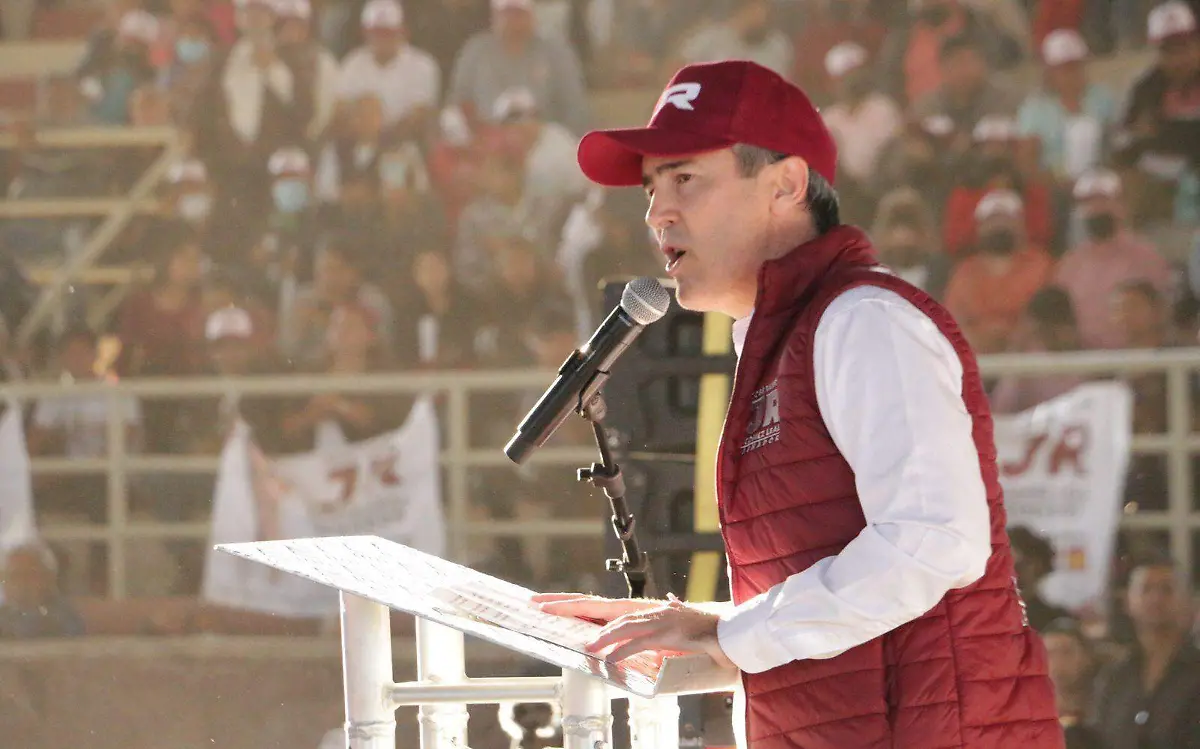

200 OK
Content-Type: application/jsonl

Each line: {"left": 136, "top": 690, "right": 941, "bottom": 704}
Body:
{"left": 536, "top": 60, "right": 1062, "bottom": 748}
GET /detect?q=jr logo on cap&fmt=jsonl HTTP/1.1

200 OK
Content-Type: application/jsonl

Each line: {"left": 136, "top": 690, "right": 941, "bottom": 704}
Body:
{"left": 655, "top": 82, "right": 701, "bottom": 115}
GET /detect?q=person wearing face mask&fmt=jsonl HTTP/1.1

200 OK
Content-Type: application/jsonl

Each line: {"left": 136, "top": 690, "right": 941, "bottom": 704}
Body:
{"left": 877, "top": 0, "right": 1022, "bottom": 107}
{"left": 674, "top": 0, "right": 794, "bottom": 79}
{"left": 263, "top": 146, "right": 319, "bottom": 266}
{"left": 1054, "top": 168, "right": 1173, "bottom": 350}
{"left": 943, "top": 115, "right": 1054, "bottom": 257}
{"left": 159, "top": 15, "right": 220, "bottom": 125}
{"left": 820, "top": 41, "right": 901, "bottom": 222}
{"left": 166, "top": 157, "right": 215, "bottom": 233}
{"left": 944, "top": 189, "right": 1055, "bottom": 354}
{"left": 193, "top": 0, "right": 314, "bottom": 255}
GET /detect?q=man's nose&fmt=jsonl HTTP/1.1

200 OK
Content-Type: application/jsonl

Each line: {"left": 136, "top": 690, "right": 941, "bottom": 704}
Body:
{"left": 645, "top": 194, "right": 677, "bottom": 233}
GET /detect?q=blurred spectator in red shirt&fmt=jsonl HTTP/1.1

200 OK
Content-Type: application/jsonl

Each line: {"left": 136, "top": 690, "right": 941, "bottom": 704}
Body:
{"left": 1055, "top": 168, "right": 1174, "bottom": 349}
{"left": 989, "top": 285, "right": 1088, "bottom": 414}
{"left": 943, "top": 115, "right": 1054, "bottom": 256}
{"left": 117, "top": 224, "right": 208, "bottom": 378}
{"left": 944, "top": 189, "right": 1055, "bottom": 353}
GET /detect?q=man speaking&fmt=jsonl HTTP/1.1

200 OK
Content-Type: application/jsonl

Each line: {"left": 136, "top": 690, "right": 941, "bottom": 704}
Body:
{"left": 534, "top": 60, "right": 1063, "bottom": 748}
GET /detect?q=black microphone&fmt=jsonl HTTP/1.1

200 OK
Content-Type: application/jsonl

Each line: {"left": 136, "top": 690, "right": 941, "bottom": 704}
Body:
{"left": 504, "top": 277, "right": 671, "bottom": 465}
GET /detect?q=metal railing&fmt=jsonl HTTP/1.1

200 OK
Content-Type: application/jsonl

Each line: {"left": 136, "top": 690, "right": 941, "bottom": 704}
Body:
{"left": 3, "top": 347, "right": 1198, "bottom": 598}
{"left": 0, "top": 125, "right": 181, "bottom": 344}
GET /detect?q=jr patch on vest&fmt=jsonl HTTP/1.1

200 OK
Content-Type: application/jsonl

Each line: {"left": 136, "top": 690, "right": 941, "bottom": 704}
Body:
{"left": 741, "top": 379, "right": 781, "bottom": 454}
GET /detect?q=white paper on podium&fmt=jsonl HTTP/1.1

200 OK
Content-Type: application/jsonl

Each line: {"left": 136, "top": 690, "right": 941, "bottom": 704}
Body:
{"left": 216, "top": 535, "right": 739, "bottom": 698}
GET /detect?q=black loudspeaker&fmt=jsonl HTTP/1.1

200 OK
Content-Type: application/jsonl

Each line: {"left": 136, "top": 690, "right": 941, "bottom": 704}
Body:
{"left": 601, "top": 281, "right": 734, "bottom": 456}
{"left": 598, "top": 280, "right": 735, "bottom": 749}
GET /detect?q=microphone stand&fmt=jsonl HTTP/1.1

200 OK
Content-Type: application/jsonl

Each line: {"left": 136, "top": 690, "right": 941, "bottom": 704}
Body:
{"left": 574, "top": 387, "right": 654, "bottom": 600}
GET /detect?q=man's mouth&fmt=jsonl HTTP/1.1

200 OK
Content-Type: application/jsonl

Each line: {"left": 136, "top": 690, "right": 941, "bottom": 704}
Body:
{"left": 664, "top": 246, "right": 686, "bottom": 273}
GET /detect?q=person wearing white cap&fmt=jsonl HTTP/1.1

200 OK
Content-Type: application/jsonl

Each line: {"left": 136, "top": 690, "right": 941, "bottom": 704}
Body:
{"left": 943, "top": 114, "right": 1054, "bottom": 257}
{"left": 491, "top": 86, "right": 590, "bottom": 245}
{"left": 76, "top": 9, "right": 159, "bottom": 124}
{"left": 276, "top": 0, "right": 340, "bottom": 140}
{"left": 943, "top": 188, "right": 1054, "bottom": 354}
{"left": 167, "top": 158, "right": 215, "bottom": 230}
{"left": 447, "top": 0, "right": 590, "bottom": 134}
{"left": 1053, "top": 168, "right": 1173, "bottom": 350}
{"left": 1113, "top": 1, "right": 1200, "bottom": 214}
{"left": 335, "top": 0, "right": 440, "bottom": 140}
{"left": 1016, "top": 28, "right": 1118, "bottom": 183}
{"left": 820, "top": 41, "right": 902, "bottom": 189}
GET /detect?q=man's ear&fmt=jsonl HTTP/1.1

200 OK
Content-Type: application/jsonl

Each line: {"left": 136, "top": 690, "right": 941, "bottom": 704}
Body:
{"left": 770, "top": 157, "right": 810, "bottom": 213}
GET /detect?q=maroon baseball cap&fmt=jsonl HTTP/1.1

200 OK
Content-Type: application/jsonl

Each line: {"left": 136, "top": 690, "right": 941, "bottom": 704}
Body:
{"left": 577, "top": 60, "right": 838, "bottom": 187}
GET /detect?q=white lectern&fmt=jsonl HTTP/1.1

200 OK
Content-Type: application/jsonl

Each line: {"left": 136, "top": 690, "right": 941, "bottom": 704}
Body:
{"left": 217, "top": 535, "right": 737, "bottom": 749}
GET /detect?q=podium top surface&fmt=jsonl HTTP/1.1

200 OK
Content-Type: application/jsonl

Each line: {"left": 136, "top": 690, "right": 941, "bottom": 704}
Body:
{"left": 217, "top": 536, "right": 737, "bottom": 698}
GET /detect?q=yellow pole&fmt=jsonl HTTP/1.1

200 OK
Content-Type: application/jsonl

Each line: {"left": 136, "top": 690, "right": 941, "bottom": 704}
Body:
{"left": 685, "top": 312, "right": 732, "bottom": 602}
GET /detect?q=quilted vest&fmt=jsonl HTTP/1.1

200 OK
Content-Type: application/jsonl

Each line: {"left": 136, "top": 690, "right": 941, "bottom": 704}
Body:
{"left": 716, "top": 226, "right": 1063, "bottom": 748}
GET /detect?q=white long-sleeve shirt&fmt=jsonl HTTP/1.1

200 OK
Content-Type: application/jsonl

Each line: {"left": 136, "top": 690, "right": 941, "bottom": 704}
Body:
{"left": 715, "top": 282, "right": 992, "bottom": 691}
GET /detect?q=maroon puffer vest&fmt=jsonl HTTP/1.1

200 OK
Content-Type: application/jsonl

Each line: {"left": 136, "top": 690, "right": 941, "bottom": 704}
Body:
{"left": 716, "top": 226, "right": 1062, "bottom": 748}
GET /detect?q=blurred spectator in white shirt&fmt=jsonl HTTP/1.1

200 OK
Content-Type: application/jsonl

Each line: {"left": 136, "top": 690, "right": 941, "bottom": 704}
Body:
{"left": 492, "top": 87, "right": 591, "bottom": 246}
{"left": 336, "top": 0, "right": 441, "bottom": 146}
{"left": 276, "top": 0, "right": 340, "bottom": 140}
{"left": 448, "top": 0, "right": 591, "bottom": 134}
{"left": 819, "top": 41, "right": 900, "bottom": 224}
{"left": 1017, "top": 29, "right": 1118, "bottom": 186}
{"left": 194, "top": 0, "right": 314, "bottom": 250}
{"left": 821, "top": 43, "right": 901, "bottom": 185}
{"left": 674, "top": 0, "right": 793, "bottom": 79}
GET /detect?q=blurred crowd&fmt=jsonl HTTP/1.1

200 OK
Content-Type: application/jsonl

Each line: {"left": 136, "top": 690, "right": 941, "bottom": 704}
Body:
{"left": 1, "top": 0, "right": 1200, "bottom": 746}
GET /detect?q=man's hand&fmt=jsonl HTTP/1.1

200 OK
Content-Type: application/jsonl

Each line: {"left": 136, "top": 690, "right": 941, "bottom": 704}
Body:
{"left": 532, "top": 593, "right": 736, "bottom": 669}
